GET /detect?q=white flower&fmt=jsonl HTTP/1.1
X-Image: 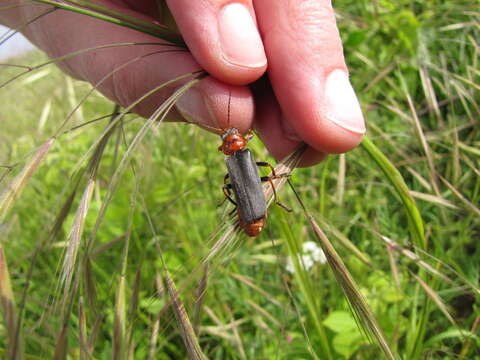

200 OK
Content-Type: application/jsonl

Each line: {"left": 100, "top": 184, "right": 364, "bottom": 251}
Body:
{"left": 303, "top": 241, "right": 327, "bottom": 264}
{"left": 285, "top": 241, "right": 327, "bottom": 273}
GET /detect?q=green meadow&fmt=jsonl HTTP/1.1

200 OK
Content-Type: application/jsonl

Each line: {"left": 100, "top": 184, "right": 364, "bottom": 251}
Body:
{"left": 0, "top": 1, "right": 478, "bottom": 359}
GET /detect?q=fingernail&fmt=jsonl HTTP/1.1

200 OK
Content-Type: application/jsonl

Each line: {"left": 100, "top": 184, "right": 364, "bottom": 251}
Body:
{"left": 175, "top": 88, "right": 216, "bottom": 128}
{"left": 218, "top": 3, "right": 267, "bottom": 68}
{"left": 281, "top": 114, "right": 302, "bottom": 141}
{"left": 324, "top": 69, "right": 366, "bottom": 134}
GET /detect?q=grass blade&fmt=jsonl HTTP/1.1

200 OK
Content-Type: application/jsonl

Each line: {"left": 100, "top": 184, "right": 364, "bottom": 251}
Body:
{"left": 361, "top": 136, "right": 426, "bottom": 250}
{"left": 278, "top": 211, "right": 332, "bottom": 359}
{"left": 32, "top": 0, "right": 185, "bottom": 46}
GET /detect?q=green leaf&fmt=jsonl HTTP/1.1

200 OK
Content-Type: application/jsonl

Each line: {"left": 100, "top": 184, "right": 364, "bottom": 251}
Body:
{"left": 332, "top": 331, "right": 364, "bottom": 359}
{"left": 323, "top": 311, "right": 359, "bottom": 333}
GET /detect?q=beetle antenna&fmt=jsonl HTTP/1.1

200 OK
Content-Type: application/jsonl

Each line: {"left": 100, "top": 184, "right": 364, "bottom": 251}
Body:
{"left": 227, "top": 89, "right": 232, "bottom": 130}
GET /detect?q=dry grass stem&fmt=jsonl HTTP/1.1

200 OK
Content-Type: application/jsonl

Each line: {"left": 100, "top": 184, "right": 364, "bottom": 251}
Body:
{"left": 230, "top": 273, "right": 283, "bottom": 307}
{"left": 308, "top": 218, "right": 395, "bottom": 360}
{"left": 411, "top": 273, "right": 459, "bottom": 330}
{"left": 409, "top": 190, "right": 459, "bottom": 210}
{"left": 289, "top": 172, "right": 396, "bottom": 360}
{"left": 246, "top": 299, "right": 282, "bottom": 328}
{"left": 0, "top": 246, "right": 23, "bottom": 359}
{"left": 148, "top": 273, "right": 164, "bottom": 360}
{"left": 79, "top": 297, "right": 89, "bottom": 360}
{"left": 319, "top": 220, "right": 371, "bottom": 266}
{"left": 164, "top": 272, "right": 207, "bottom": 360}
{"left": 405, "top": 92, "right": 442, "bottom": 201}
{"left": 85, "top": 75, "right": 202, "bottom": 253}
{"left": 459, "top": 316, "right": 480, "bottom": 358}
{"left": 419, "top": 65, "right": 443, "bottom": 123}
{"left": 113, "top": 273, "right": 126, "bottom": 360}
{"left": 193, "top": 263, "right": 209, "bottom": 336}
{"left": 61, "top": 178, "right": 94, "bottom": 295}
{"left": 0, "top": 138, "right": 54, "bottom": 222}
{"left": 379, "top": 235, "right": 454, "bottom": 285}
{"left": 336, "top": 153, "right": 346, "bottom": 205}
{"left": 88, "top": 314, "right": 104, "bottom": 356}
{"left": 439, "top": 175, "right": 480, "bottom": 217}
{"left": 224, "top": 304, "right": 247, "bottom": 359}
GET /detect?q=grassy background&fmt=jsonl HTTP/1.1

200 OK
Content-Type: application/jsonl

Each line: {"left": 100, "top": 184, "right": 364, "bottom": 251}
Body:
{"left": 0, "top": 0, "right": 479, "bottom": 359}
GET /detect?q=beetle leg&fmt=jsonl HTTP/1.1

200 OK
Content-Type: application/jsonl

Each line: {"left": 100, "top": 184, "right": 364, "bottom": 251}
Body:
{"left": 260, "top": 176, "right": 292, "bottom": 212}
{"left": 257, "top": 161, "right": 291, "bottom": 211}
{"left": 256, "top": 161, "right": 276, "bottom": 176}
{"left": 244, "top": 129, "right": 254, "bottom": 142}
{"left": 222, "top": 183, "right": 239, "bottom": 216}
{"left": 222, "top": 180, "right": 237, "bottom": 207}
{"left": 256, "top": 161, "right": 290, "bottom": 180}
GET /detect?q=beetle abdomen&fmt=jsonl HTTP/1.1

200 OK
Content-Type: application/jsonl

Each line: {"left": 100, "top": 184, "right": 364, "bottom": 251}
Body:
{"left": 225, "top": 149, "right": 267, "bottom": 224}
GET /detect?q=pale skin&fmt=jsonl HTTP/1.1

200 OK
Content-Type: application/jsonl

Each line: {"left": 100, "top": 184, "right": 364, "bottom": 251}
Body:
{"left": 1, "top": 0, "right": 366, "bottom": 167}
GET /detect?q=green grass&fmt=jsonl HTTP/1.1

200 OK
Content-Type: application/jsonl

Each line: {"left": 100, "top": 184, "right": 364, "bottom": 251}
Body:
{"left": 0, "top": 0, "right": 479, "bottom": 359}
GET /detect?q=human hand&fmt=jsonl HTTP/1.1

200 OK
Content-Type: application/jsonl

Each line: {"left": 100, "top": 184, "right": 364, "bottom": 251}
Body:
{"left": 1, "top": 0, "right": 365, "bottom": 167}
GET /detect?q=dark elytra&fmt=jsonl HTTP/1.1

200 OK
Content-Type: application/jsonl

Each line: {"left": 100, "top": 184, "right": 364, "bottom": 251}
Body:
{"left": 225, "top": 149, "right": 267, "bottom": 224}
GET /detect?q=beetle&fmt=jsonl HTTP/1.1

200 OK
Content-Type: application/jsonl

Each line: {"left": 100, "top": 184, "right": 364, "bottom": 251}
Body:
{"left": 220, "top": 128, "right": 289, "bottom": 237}
{"left": 181, "top": 92, "right": 289, "bottom": 236}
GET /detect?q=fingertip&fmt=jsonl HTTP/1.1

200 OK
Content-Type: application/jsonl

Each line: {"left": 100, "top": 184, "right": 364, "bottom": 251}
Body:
{"left": 273, "top": 68, "right": 366, "bottom": 155}
{"left": 216, "top": 3, "right": 267, "bottom": 71}
{"left": 324, "top": 69, "right": 366, "bottom": 136}
{"left": 296, "top": 110, "right": 365, "bottom": 154}
{"left": 166, "top": 0, "right": 267, "bottom": 86}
